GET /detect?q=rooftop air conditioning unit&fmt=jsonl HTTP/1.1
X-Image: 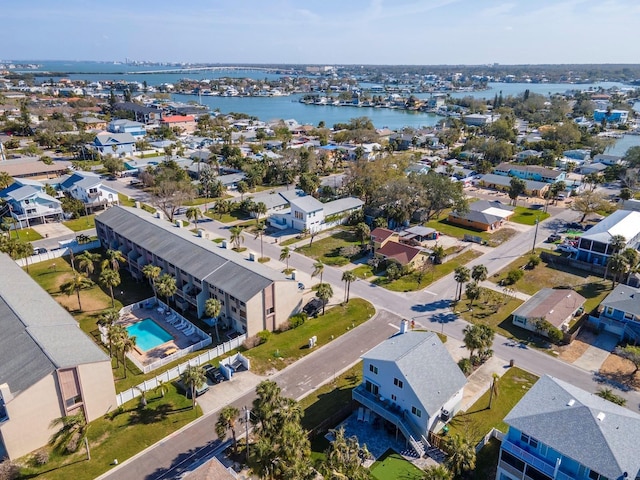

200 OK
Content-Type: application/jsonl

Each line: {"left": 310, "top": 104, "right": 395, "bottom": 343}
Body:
{"left": 441, "top": 409, "right": 451, "bottom": 421}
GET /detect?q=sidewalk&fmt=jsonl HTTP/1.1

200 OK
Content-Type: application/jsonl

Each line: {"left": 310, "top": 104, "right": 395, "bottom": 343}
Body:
{"left": 479, "top": 280, "right": 532, "bottom": 302}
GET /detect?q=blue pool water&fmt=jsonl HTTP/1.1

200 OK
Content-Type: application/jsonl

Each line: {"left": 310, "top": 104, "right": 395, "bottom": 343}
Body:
{"left": 126, "top": 318, "right": 173, "bottom": 352}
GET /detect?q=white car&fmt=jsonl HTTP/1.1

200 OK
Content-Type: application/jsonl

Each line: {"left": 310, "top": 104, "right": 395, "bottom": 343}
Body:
{"left": 556, "top": 243, "right": 577, "bottom": 254}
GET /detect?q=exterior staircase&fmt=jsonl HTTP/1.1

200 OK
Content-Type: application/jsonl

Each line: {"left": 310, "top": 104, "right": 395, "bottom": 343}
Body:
{"left": 408, "top": 435, "right": 425, "bottom": 458}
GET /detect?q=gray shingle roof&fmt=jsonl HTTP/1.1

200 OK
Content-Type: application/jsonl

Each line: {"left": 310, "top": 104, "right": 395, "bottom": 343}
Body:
{"left": 600, "top": 284, "right": 640, "bottom": 317}
{"left": 504, "top": 375, "right": 640, "bottom": 479}
{"left": 290, "top": 195, "right": 323, "bottom": 212}
{"left": 511, "top": 288, "right": 586, "bottom": 328}
{"left": 0, "top": 254, "right": 110, "bottom": 396}
{"left": 362, "top": 331, "right": 466, "bottom": 416}
{"left": 96, "top": 207, "right": 286, "bottom": 302}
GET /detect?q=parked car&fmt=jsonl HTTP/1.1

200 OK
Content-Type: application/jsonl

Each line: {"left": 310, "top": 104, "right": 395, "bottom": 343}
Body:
{"left": 303, "top": 298, "right": 327, "bottom": 317}
{"left": 175, "top": 377, "right": 209, "bottom": 399}
{"left": 546, "top": 234, "right": 562, "bottom": 243}
{"left": 556, "top": 243, "right": 577, "bottom": 254}
{"left": 565, "top": 222, "right": 583, "bottom": 230}
{"left": 203, "top": 364, "right": 224, "bottom": 384}
{"left": 33, "top": 247, "right": 48, "bottom": 255}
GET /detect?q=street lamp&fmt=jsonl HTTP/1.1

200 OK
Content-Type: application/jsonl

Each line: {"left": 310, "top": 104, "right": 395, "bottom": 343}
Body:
{"left": 531, "top": 216, "right": 540, "bottom": 254}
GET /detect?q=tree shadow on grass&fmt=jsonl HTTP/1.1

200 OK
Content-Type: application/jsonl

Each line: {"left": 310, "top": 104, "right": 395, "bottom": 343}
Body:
{"left": 128, "top": 403, "right": 173, "bottom": 425}
{"left": 19, "top": 458, "right": 87, "bottom": 479}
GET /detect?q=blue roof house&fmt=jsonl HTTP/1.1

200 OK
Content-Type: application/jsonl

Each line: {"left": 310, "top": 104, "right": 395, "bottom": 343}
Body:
{"left": 589, "top": 284, "right": 640, "bottom": 342}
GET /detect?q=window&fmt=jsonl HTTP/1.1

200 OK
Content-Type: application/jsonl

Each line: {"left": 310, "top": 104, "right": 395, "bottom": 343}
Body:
{"left": 365, "top": 381, "right": 379, "bottom": 396}
{"left": 231, "top": 306, "right": 237, "bottom": 313}
{"left": 500, "top": 450, "right": 524, "bottom": 472}
{"left": 266, "top": 307, "right": 274, "bottom": 315}
{"left": 588, "top": 471, "right": 608, "bottom": 480}
{"left": 393, "top": 377, "right": 403, "bottom": 389}
{"left": 520, "top": 433, "right": 538, "bottom": 449}
{"left": 369, "top": 364, "right": 378, "bottom": 374}
{"left": 624, "top": 312, "right": 634, "bottom": 321}
{"left": 411, "top": 406, "right": 422, "bottom": 418}
{"left": 295, "top": 211, "right": 303, "bottom": 220}
{"left": 391, "top": 394, "right": 396, "bottom": 401}
{"left": 58, "top": 368, "right": 82, "bottom": 412}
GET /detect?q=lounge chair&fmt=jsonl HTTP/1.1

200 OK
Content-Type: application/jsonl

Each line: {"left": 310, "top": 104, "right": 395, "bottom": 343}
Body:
{"left": 166, "top": 314, "right": 178, "bottom": 324}
{"left": 364, "top": 409, "right": 371, "bottom": 423}
{"left": 178, "top": 322, "right": 192, "bottom": 333}
{"left": 183, "top": 326, "right": 195, "bottom": 336}
{"left": 174, "top": 319, "right": 186, "bottom": 330}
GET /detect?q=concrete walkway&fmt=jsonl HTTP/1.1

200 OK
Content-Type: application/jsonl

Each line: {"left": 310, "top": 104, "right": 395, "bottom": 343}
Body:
{"left": 480, "top": 280, "right": 532, "bottom": 302}
{"left": 573, "top": 332, "right": 619, "bottom": 372}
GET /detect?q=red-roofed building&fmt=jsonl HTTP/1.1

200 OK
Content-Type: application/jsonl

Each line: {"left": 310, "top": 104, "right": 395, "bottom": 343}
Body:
{"left": 160, "top": 115, "right": 197, "bottom": 133}
{"left": 371, "top": 227, "right": 398, "bottom": 249}
{"left": 376, "top": 241, "right": 425, "bottom": 267}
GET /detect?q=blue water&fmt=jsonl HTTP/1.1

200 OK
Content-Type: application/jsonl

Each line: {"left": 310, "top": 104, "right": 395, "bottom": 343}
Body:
{"left": 605, "top": 134, "right": 640, "bottom": 157}
{"left": 126, "top": 318, "right": 173, "bottom": 351}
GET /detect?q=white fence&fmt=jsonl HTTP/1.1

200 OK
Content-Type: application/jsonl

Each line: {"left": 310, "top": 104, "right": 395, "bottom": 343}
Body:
{"left": 115, "top": 336, "right": 247, "bottom": 407}
{"left": 475, "top": 427, "right": 504, "bottom": 453}
{"left": 15, "top": 239, "right": 101, "bottom": 267}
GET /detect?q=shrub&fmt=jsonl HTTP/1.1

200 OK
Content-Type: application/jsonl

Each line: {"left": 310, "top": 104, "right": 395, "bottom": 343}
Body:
{"left": 0, "top": 460, "right": 19, "bottom": 480}
{"left": 256, "top": 330, "right": 271, "bottom": 345}
{"left": 243, "top": 335, "right": 263, "bottom": 349}
{"left": 526, "top": 255, "right": 541, "bottom": 269}
{"left": 547, "top": 327, "right": 564, "bottom": 344}
{"left": 458, "top": 358, "right": 473, "bottom": 376}
{"left": 288, "top": 313, "right": 308, "bottom": 329}
{"left": 33, "top": 449, "right": 50, "bottom": 466}
{"left": 386, "top": 262, "right": 402, "bottom": 280}
{"left": 505, "top": 268, "right": 524, "bottom": 285}
{"left": 339, "top": 245, "right": 361, "bottom": 258}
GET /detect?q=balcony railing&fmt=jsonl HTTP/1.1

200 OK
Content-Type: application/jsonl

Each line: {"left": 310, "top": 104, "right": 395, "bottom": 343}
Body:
{"left": 88, "top": 191, "right": 102, "bottom": 198}
{"left": 502, "top": 440, "right": 573, "bottom": 480}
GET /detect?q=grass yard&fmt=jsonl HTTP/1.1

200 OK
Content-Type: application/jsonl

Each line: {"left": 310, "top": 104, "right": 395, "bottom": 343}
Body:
{"left": 375, "top": 249, "right": 481, "bottom": 292}
{"left": 351, "top": 264, "right": 376, "bottom": 279}
{"left": 280, "top": 236, "right": 303, "bottom": 247}
{"left": 16, "top": 385, "right": 201, "bottom": 480}
{"left": 13, "top": 227, "right": 44, "bottom": 241}
{"left": 183, "top": 195, "right": 231, "bottom": 206}
{"left": 245, "top": 299, "right": 375, "bottom": 374}
{"left": 295, "top": 229, "right": 365, "bottom": 266}
{"left": 424, "top": 218, "right": 517, "bottom": 247}
{"left": 447, "top": 367, "right": 538, "bottom": 444}
{"left": 510, "top": 206, "right": 550, "bottom": 225}
{"left": 369, "top": 449, "right": 424, "bottom": 480}
{"left": 118, "top": 193, "right": 136, "bottom": 207}
{"left": 472, "top": 438, "right": 501, "bottom": 480}
{"left": 455, "top": 288, "right": 524, "bottom": 341}
{"left": 204, "top": 205, "right": 250, "bottom": 224}
{"left": 63, "top": 214, "right": 96, "bottom": 232}
{"left": 490, "top": 250, "right": 612, "bottom": 314}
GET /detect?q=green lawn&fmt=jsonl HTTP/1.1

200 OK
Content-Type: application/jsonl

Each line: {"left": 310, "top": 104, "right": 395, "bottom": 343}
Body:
{"left": 183, "top": 195, "right": 231, "bottom": 206}
{"left": 424, "top": 218, "right": 517, "bottom": 247}
{"left": 295, "top": 229, "right": 364, "bottom": 266}
{"left": 375, "top": 250, "right": 481, "bottom": 292}
{"left": 245, "top": 299, "right": 375, "bottom": 374}
{"left": 118, "top": 193, "right": 136, "bottom": 207}
{"left": 13, "top": 227, "right": 44, "bottom": 241}
{"left": 280, "top": 236, "right": 303, "bottom": 247}
{"left": 63, "top": 214, "right": 96, "bottom": 232}
{"left": 510, "top": 206, "right": 550, "bottom": 225}
{"left": 351, "top": 264, "right": 376, "bottom": 279}
{"left": 369, "top": 449, "right": 424, "bottom": 480}
{"left": 490, "top": 250, "right": 612, "bottom": 314}
{"left": 17, "top": 385, "right": 201, "bottom": 480}
{"left": 204, "top": 205, "right": 250, "bottom": 223}
{"left": 455, "top": 288, "right": 524, "bottom": 341}
{"left": 447, "top": 367, "right": 538, "bottom": 444}
{"left": 472, "top": 437, "right": 501, "bottom": 480}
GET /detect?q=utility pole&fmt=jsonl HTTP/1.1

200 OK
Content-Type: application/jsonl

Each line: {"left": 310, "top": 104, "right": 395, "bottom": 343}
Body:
{"left": 531, "top": 217, "right": 539, "bottom": 254}
{"left": 244, "top": 406, "right": 250, "bottom": 462}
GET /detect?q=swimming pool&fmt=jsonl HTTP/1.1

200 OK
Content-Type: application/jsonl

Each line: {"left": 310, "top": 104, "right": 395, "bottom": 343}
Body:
{"left": 126, "top": 318, "right": 173, "bottom": 352}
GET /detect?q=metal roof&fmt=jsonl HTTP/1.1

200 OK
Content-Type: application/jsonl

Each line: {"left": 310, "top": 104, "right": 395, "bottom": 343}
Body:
{"left": 322, "top": 197, "right": 364, "bottom": 217}
{"left": 580, "top": 209, "right": 640, "bottom": 245}
{"left": 505, "top": 375, "right": 640, "bottom": 479}
{"left": 0, "top": 254, "right": 110, "bottom": 396}
{"left": 289, "top": 195, "right": 324, "bottom": 213}
{"left": 96, "top": 207, "right": 287, "bottom": 302}
{"left": 362, "top": 331, "right": 467, "bottom": 416}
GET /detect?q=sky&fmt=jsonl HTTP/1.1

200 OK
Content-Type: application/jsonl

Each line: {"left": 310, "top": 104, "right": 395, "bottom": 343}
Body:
{"left": 3, "top": 0, "right": 640, "bottom": 65}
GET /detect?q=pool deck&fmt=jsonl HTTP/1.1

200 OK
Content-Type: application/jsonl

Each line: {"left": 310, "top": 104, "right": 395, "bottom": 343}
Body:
{"left": 119, "top": 304, "right": 206, "bottom": 367}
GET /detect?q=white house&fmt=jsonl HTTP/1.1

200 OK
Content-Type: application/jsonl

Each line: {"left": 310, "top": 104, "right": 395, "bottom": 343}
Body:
{"left": 60, "top": 172, "right": 119, "bottom": 212}
{"left": 0, "top": 179, "right": 63, "bottom": 228}
{"left": 93, "top": 132, "right": 137, "bottom": 156}
{"left": 352, "top": 328, "right": 466, "bottom": 454}
{"left": 107, "top": 119, "right": 147, "bottom": 139}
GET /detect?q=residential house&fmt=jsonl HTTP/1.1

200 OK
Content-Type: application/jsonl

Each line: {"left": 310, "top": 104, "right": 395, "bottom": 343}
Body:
{"left": 592, "top": 154, "right": 623, "bottom": 166}
{"left": 0, "top": 253, "right": 116, "bottom": 459}
{"left": 370, "top": 227, "right": 426, "bottom": 267}
{"left": 579, "top": 162, "right": 608, "bottom": 175}
{"left": 371, "top": 227, "right": 399, "bottom": 250}
{"left": 269, "top": 194, "right": 363, "bottom": 233}
{"left": 497, "top": 375, "right": 640, "bottom": 480}
{"left": 589, "top": 284, "right": 640, "bottom": 341}
{"left": 76, "top": 116, "right": 107, "bottom": 131}
{"left": 352, "top": 329, "right": 466, "bottom": 454}
{"left": 93, "top": 132, "right": 137, "bottom": 156}
{"left": 95, "top": 206, "right": 302, "bottom": 336}
{"left": 60, "top": 171, "right": 119, "bottom": 212}
{"left": 515, "top": 150, "right": 542, "bottom": 162}
{"left": 448, "top": 200, "right": 515, "bottom": 232}
{"left": 160, "top": 115, "right": 197, "bottom": 134}
{"left": 217, "top": 172, "right": 246, "bottom": 190}
{"left": 594, "top": 109, "right": 629, "bottom": 124}
{"left": 494, "top": 163, "right": 565, "bottom": 184}
{"left": 107, "top": 119, "right": 147, "bottom": 139}
{"left": 0, "top": 156, "right": 71, "bottom": 179}
{"left": 511, "top": 288, "right": 586, "bottom": 336}
{"left": 0, "top": 179, "right": 63, "bottom": 228}
{"left": 463, "top": 113, "right": 495, "bottom": 126}
{"left": 399, "top": 226, "right": 438, "bottom": 244}
{"left": 478, "top": 173, "right": 549, "bottom": 197}
{"left": 113, "top": 102, "right": 162, "bottom": 124}
{"left": 563, "top": 149, "right": 591, "bottom": 162}
{"left": 576, "top": 210, "right": 640, "bottom": 265}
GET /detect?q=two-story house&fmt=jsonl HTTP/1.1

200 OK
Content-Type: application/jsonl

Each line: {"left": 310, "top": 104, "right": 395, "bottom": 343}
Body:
{"left": 60, "top": 171, "right": 119, "bottom": 212}
{"left": 576, "top": 210, "right": 640, "bottom": 265}
{"left": 352, "top": 328, "right": 466, "bottom": 456}
{"left": 160, "top": 115, "right": 197, "bottom": 134}
{"left": 107, "top": 119, "right": 147, "bottom": 139}
{"left": 497, "top": 375, "right": 640, "bottom": 480}
{"left": 494, "top": 163, "right": 566, "bottom": 184}
{"left": 269, "top": 194, "right": 363, "bottom": 233}
{"left": 113, "top": 102, "right": 162, "bottom": 124}
{"left": 370, "top": 227, "right": 426, "bottom": 268}
{"left": 93, "top": 132, "right": 137, "bottom": 156}
{"left": 0, "top": 179, "right": 63, "bottom": 228}
{"left": 589, "top": 284, "right": 640, "bottom": 342}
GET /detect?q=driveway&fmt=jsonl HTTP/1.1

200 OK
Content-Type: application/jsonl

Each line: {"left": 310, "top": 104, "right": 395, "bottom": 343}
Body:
{"left": 573, "top": 332, "right": 620, "bottom": 372}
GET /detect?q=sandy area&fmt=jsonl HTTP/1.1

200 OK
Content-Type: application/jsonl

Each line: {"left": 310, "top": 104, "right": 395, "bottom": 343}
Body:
{"left": 558, "top": 330, "right": 597, "bottom": 363}
{"left": 599, "top": 354, "right": 640, "bottom": 391}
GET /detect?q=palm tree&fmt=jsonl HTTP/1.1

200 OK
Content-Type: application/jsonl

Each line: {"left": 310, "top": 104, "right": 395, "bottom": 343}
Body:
{"left": 102, "top": 248, "right": 126, "bottom": 272}
{"left": 471, "top": 264, "right": 488, "bottom": 283}
{"left": 254, "top": 221, "right": 266, "bottom": 260}
{"left": 182, "top": 364, "right": 206, "bottom": 409}
{"left": 279, "top": 246, "right": 291, "bottom": 270}
{"left": 60, "top": 273, "right": 93, "bottom": 312}
{"left": 341, "top": 270, "right": 356, "bottom": 303}
{"left": 596, "top": 387, "right": 627, "bottom": 406}
{"left": 76, "top": 251, "right": 101, "bottom": 277}
{"left": 204, "top": 297, "right": 222, "bottom": 342}
{"left": 622, "top": 247, "right": 639, "bottom": 284}
{"left": 453, "top": 266, "right": 470, "bottom": 302}
{"left": 422, "top": 464, "right": 452, "bottom": 480}
{"left": 120, "top": 331, "right": 137, "bottom": 379}
{"left": 608, "top": 253, "right": 627, "bottom": 287}
{"left": 213, "top": 199, "right": 232, "bottom": 219}
{"left": 252, "top": 380, "right": 282, "bottom": 435}
{"left": 215, "top": 405, "right": 240, "bottom": 453}
{"left": 229, "top": 225, "right": 244, "bottom": 250}
{"left": 312, "top": 260, "right": 325, "bottom": 285}
{"left": 106, "top": 322, "right": 124, "bottom": 361}
{"left": 253, "top": 201, "right": 267, "bottom": 222}
{"left": 465, "top": 280, "right": 481, "bottom": 307}
{"left": 186, "top": 206, "right": 203, "bottom": 228}
{"left": 488, "top": 373, "right": 500, "bottom": 409}
{"left": 142, "top": 264, "right": 161, "bottom": 298}
{"left": 444, "top": 434, "right": 476, "bottom": 477}
{"left": 48, "top": 411, "right": 88, "bottom": 454}
{"left": 355, "top": 222, "right": 371, "bottom": 246}
{"left": 99, "top": 267, "right": 121, "bottom": 308}
{"left": 603, "top": 234, "right": 627, "bottom": 281}
{"left": 463, "top": 324, "right": 484, "bottom": 361}
{"left": 316, "top": 282, "right": 333, "bottom": 315}
{"left": 0, "top": 171, "right": 12, "bottom": 190}
{"left": 156, "top": 273, "right": 177, "bottom": 307}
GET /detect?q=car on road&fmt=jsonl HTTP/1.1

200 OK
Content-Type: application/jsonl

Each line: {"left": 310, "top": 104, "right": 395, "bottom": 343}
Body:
{"left": 297, "top": 282, "right": 305, "bottom": 291}
{"left": 546, "top": 234, "right": 562, "bottom": 243}
{"left": 556, "top": 243, "right": 578, "bottom": 254}
{"left": 303, "top": 298, "right": 327, "bottom": 317}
